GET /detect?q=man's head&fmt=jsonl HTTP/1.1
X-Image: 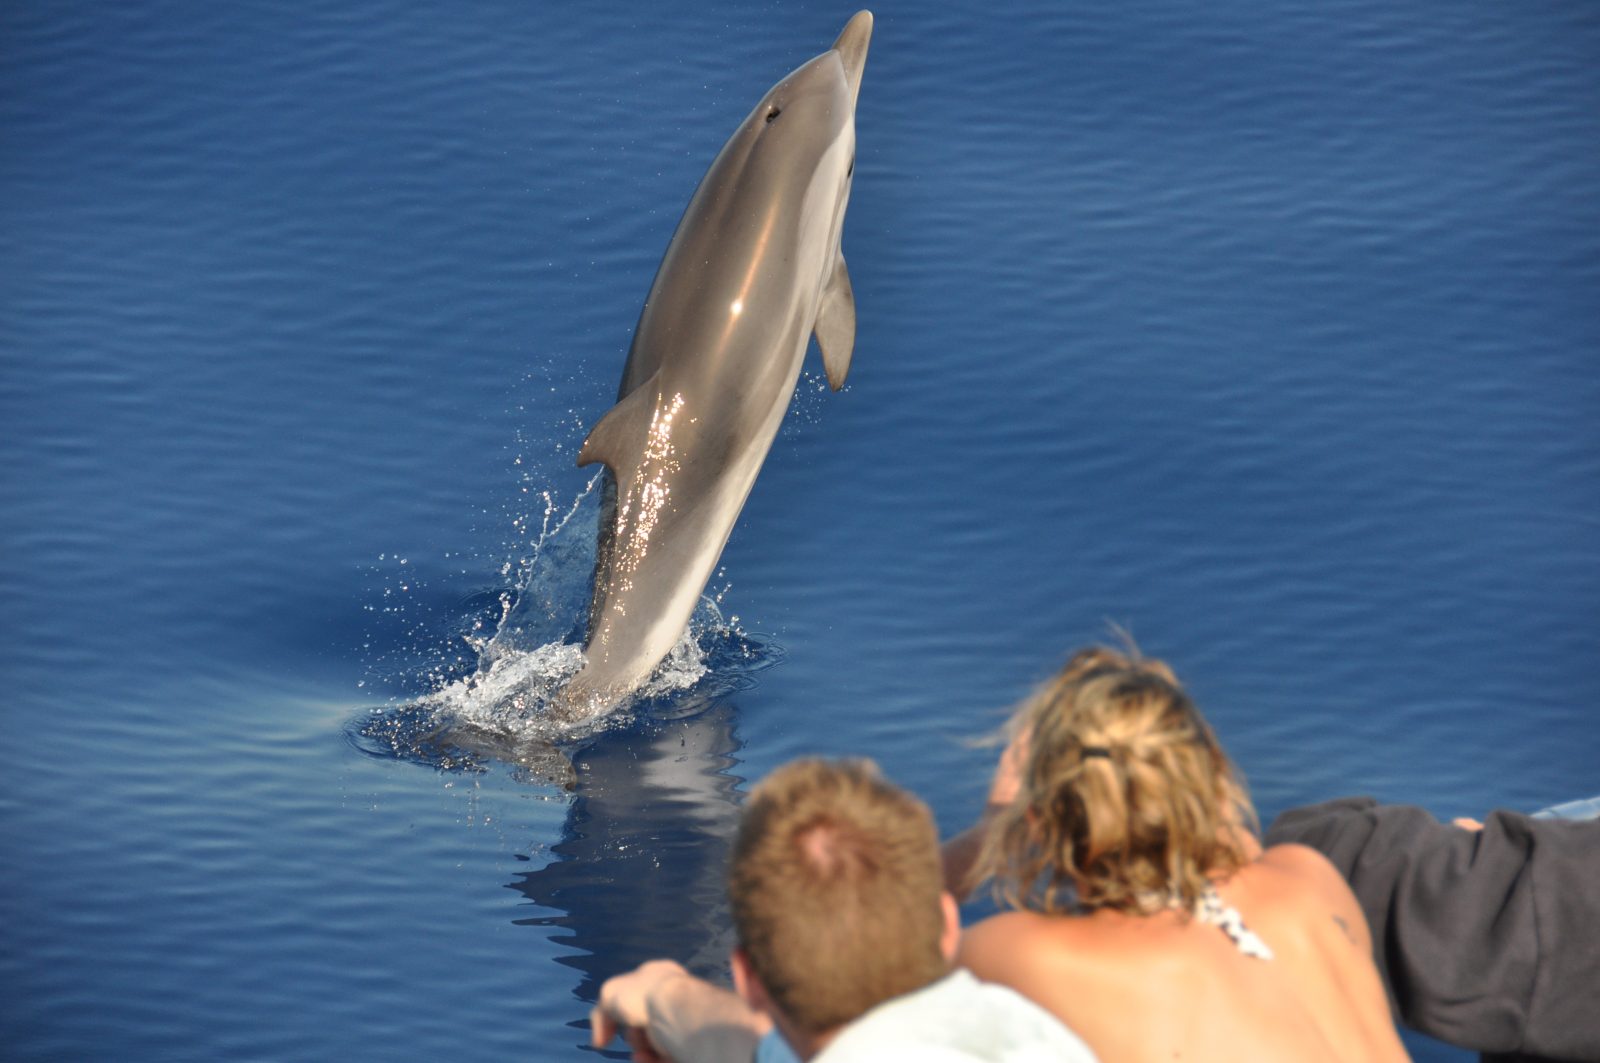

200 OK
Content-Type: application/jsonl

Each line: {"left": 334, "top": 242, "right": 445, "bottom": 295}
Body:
{"left": 727, "top": 758, "right": 957, "bottom": 1044}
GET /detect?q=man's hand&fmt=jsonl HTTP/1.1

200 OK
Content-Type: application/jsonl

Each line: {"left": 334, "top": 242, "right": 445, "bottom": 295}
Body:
{"left": 591, "top": 958, "right": 769, "bottom": 1063}
{"left": 591, "top": 959, "right": 690, "bottom": 1062}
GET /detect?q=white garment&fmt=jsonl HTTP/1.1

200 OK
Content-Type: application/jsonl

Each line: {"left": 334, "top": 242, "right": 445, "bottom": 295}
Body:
{"left": 754, "top": 969, "right": 1097, "bottom": 1063}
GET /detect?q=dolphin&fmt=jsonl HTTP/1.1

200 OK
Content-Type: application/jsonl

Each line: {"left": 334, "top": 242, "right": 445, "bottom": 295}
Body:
{"left": 556, "top": 11, "right": 872, "bottom": 719}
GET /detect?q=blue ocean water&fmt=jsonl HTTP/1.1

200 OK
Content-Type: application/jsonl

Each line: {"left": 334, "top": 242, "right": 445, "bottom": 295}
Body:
{"left": 2, "top": 2, "right": 1596, "bottom": 1060}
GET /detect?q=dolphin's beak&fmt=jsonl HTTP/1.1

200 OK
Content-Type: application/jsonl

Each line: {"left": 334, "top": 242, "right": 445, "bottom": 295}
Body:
{"left": 832, "top": 10, "right": 872, "bottom": 109}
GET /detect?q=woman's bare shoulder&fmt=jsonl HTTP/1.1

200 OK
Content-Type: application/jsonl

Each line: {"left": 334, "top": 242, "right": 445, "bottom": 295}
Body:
{"left": 1253, "top": 843, "right": 1372, "bottom": 949}
{"left": 959, "top": 911, "right": 1042, "bottom": 994}
{"left": 959, "top": 909, "right": 1151, "bottom": 1033}
{"left": 962, "top": 907, "right": 1170, "bottom": 973}
{"left": 1259, "top": 843, "right": 1352, "bottom": 894}
{"left": 961, "top": 910, "right": 1099, "bottom": 976}
{"left": 961, "top": 909, "right": 1048, "bottom": 957}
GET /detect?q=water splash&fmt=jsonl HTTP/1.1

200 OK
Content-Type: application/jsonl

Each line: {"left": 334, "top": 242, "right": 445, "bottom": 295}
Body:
{"left": 351, "top": 473, "right": 781, "bottom": 773}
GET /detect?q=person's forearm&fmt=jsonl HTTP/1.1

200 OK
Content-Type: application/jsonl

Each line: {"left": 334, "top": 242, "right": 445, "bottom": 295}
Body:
{"left": 942, "top": 806, "right": 1004, "bottom": 902}
{"left": 648, "top": 973, "right": 770, "bottom": 1063}
{"left": 945, "top": 723, "right": 1030, "bottom": 902}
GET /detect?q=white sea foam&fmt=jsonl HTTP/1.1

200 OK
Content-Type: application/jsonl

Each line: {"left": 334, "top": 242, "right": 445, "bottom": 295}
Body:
{"left": 359, "top": 471, "right": 767, "bottom": 758}
{"left": 421, "top": 609, "right": 724, "bottom": 738}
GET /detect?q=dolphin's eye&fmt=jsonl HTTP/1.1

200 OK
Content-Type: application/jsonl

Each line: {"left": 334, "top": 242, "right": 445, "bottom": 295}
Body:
{"left": 765, "top": 106, "right": 781, "bottom": 123}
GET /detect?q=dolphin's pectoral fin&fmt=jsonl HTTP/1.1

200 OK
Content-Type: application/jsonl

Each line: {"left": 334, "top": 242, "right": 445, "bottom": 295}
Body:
{"left": 577, "top": 375, "right": 660, "bottom": 472}
{"left": 813, "top": 251, "right": 856, "bottom": 391}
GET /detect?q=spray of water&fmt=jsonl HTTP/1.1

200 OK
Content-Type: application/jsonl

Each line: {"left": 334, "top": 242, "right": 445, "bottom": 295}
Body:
{"left": 352, "top": 472, "right": 778, "bottom": 773}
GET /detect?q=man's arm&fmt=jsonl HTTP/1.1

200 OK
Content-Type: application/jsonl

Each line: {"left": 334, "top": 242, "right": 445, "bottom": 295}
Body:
{"left": 940, "top": 818, "right": 994, "bottom": 902}
{"left": 591, "top": 960, "right": 772, "bottom": 1063}
{"left": 942, "top": 724, "right": 1030, "bottom": 900}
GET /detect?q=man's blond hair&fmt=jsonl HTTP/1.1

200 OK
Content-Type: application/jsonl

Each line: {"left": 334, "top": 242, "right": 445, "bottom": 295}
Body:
{"left": 728, "top": 758, "right": 947, "bottom": 1035}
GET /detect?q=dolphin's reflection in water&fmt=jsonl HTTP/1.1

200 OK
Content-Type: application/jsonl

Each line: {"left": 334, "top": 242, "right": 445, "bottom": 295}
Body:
{"left": 509, "top": 700, "right": 746, "bottom": 1012}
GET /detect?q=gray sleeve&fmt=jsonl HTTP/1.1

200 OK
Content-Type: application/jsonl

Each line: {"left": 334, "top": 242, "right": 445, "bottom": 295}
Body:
{"left": 1266, "top": 797, "right": 1600, "bottom": 1061}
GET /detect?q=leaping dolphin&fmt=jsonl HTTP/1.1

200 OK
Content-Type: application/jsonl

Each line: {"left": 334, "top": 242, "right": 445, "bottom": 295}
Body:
{"left": 557, "top": 11, "right": 872, "bottom": 719}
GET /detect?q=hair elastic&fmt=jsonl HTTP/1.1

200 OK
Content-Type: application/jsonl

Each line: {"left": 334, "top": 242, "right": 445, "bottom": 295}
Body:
{"left": 1081, "top": 746, "right": 1112, "bottom": 760}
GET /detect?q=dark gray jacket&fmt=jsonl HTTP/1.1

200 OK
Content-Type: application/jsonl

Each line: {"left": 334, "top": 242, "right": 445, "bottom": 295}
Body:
{"left": 1266, "top": 797, "right": 1600, "bottom": 1063}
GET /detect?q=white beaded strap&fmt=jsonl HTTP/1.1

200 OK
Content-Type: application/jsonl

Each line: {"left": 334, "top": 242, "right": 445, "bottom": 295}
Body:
{"left": 1196, "top": 884, "right": 1275, "bottom": 961}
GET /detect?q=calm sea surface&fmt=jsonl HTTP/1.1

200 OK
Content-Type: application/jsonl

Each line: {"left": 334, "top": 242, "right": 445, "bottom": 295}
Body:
{"left": 3, "top": 2, "right": 1596, "bottom": 1060}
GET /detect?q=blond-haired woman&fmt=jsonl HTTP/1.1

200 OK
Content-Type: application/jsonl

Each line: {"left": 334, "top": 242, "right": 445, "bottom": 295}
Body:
{"left": 945, "top": 646, "right": 1410, "bottom": 1062}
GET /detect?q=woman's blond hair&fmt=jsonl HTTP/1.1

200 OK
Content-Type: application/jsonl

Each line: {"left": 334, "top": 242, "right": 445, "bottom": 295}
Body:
{"left": 975, "top": 645, "right": 1257, "bottom": 915}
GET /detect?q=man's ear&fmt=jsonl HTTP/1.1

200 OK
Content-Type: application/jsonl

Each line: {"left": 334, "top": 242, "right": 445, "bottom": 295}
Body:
{"left": 939, "top": 891, "right": 961, "bottom": 963}
{"left": 731, "top": 947, "right": 771, "bottom": 1012}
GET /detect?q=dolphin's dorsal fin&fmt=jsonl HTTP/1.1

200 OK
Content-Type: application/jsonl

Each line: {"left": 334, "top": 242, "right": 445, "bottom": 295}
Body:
{"left": 577, "top": 374, "right": 660, "bottom": 472}
{"left": 813, "top": 252, "right": 856, "bottom": 390}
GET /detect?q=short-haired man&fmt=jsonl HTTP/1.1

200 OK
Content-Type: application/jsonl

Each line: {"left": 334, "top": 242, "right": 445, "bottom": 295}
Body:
{"left": 591, "top": 757, "right": 1094, "bottom": 1062}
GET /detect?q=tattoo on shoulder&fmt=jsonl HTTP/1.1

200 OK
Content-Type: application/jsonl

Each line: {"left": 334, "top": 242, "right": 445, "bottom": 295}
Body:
{"left": 1332, "top": 914, "right": 1355, "bottom": 944}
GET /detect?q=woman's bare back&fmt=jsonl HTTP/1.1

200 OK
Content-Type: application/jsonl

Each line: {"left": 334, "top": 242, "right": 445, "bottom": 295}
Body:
{"left": 959, "top": 845, "right": 1409, "bottom": 1063}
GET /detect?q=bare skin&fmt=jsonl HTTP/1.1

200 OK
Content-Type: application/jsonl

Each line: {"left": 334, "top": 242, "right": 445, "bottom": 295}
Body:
{"left": 591, "top": 895, "right": 963, "bottom": 1062}
{"left": 949, "top": 729, "right": 1411, "bottom": 1063}
{"left": 590, "top": 959, "right": 769, "bottom": 1063}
